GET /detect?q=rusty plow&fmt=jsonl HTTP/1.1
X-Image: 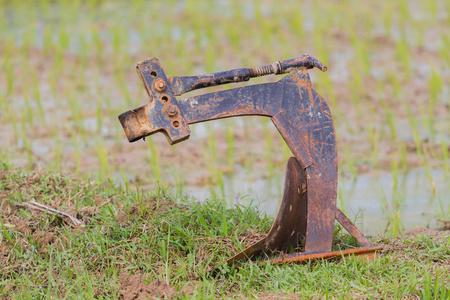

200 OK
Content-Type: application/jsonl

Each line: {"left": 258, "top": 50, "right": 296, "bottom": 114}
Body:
{"left": 118, "top": 55, "right": 382, "bottom": 266}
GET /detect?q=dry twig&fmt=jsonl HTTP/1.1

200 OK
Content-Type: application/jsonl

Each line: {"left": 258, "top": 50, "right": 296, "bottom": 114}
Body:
{"left": 16, "top": 199, "right": 84, "bottom": 227}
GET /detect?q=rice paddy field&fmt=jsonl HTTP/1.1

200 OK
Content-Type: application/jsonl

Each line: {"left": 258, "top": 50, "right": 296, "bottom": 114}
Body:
{"left": 0, "top": 0, "right": 449, "bottom": 298}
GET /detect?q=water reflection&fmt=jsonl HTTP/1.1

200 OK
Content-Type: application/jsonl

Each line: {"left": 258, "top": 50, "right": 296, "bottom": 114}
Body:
{"left": 173, "top": 167, "right": 449, "bottom": 235}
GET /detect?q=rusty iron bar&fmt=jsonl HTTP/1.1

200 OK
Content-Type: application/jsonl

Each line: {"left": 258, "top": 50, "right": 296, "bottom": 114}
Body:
{"left": 169, "top": 55, "right": 327, "bottom": 96}
{"left": 257, "top": 245, "right": 384, "bottom": 266}
{"left": 118, "top": 55, "right": 382, "bottom": 267}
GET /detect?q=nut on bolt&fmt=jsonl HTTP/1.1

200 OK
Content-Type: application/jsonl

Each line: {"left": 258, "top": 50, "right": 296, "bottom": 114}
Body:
{"left": 153, "top": 79, "right": 166, "bottom": 92}
{"left": 166, "top": 105, "right": 178, "bottom": 117}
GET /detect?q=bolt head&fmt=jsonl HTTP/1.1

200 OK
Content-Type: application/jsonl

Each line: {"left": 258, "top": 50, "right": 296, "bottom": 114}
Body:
{"left": 166, "top": 105, "right": 178, "bottom": 117}
{"left": 154, "top": 79, "right": 166, "bottom": 92}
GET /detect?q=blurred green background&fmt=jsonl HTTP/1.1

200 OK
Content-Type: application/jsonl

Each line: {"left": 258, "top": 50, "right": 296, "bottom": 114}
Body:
{"left": 0, "top": 0, "right": 449, "bottom": 235}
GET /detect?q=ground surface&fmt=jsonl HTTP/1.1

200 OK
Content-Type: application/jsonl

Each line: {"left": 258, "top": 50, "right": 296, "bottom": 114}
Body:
{"left": 1, "top": 166, "right": 449, "bottom": 299}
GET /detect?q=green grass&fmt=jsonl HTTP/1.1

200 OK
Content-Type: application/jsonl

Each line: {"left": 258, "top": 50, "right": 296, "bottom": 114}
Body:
{"left": 1, "top": 165, "right": 450, "bottom": 299}
{"left": 0, "top": 1, "right": 450, "bottom": 296}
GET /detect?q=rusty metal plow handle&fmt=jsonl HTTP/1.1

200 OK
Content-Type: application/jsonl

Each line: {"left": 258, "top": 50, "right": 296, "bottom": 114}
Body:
{"left": 169, "top": 54, "right": 328, "bottom": 96}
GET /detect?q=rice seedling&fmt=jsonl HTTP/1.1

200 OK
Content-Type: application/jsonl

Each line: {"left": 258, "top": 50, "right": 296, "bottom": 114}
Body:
{"left": 394, "top": 33, "right": 411, "bottom": 80}
{"left": 390, "top": 152, "right": 401, "bottom": 194}
{"left": 21, "top": 21, "right": 36, "bottom": 58}
{"left": 48, "top": 69, "right": 59, "bottom": 99}
{"left": 203, "top": 44, "right": 217, "bottom": 74}
{"left": 398, "top": 141, "right": 408, "bottom": 174}
{"left": 5, "top": 60, "right": 15, "bottom": 96}
{"left": 368, "top": 122, "right": 380, "bottom": 170}
{"left": 42, "top": 25, "right": 54, "bottom": 56}
{"left": 421, "top": 144, "right": 437, "bottom": 194}
{"left": 312, "top": 27, "right": 329, "bottom": 67}
{"left": 406, "top": 105, "right": 423, "bottom": 158}
{"left": 96, "top": 98, "right": 103, "bottom": 134}
{"left": 413, "top": 21, "right": 425, "bottom": 48}
{"left": 226, "top": 125, "right": 235, "bottom": 174}
{"left": 6, "top": 103, "right": 20, "bottom": 147}
{"left": 117, "top": 79, "right": 133, "bottom": 107}
{"left": 380, "top": 187, "right": 403, "bottom": 237}
{"left": 438, "top": 34, "right": 449, "bottom": 65}
{"left": 67, "top": 91, "right": 83, "bottom": 132}
{"left": 422, "top": 0, "right": 438, "bottom": 18}
{"left": 227, "top": 2, "right": 243, "bottom": 52}
{"left": 19, "top": 113, "right": 33, "bottom": 167}
{"left": 23, "top": 92, "right": 35, "bottom": 127}
{"left": 341, "top": 144, "right": 358, "bottom": 182}
{"left": 168, "top": 162, "right": 186, "bottom": 199}
{"left": 348, "top": 66, "right": 364, "bottom": 116}
{"left": 427, "top": 67, "right": 443, "bottom": 142}
{"left": 51, "top": 127, "right": 63, "bottom": 171}
{"left": 396, "top": 0, "right": 409, "bottom": 28}
{"left": 94, "top": 139, "right": 111, "bottom": 180}
{"left": 441, "top": 136, "right": 449, "bottom": 177}
{"left": 380, "top": 97, "right": 397, "bottom": 141}
{"left": 31, "top": 70, "right": 45, "bottom": 124}
{"left": 350, "top": 33, "right": 371, "bottom": 76}
{"left": 69, "top": 127, "right": 81, "bottom": 174}
{"left": 386, "top": 71, "right": 401, "bottom": 103}
{"left": 91, "top": 26, "right": 104, "bottom": 67}
{"left": 337, "top": 187, "right": 345, "bottom": 213}
{"left": 318, "top": 72, "right": 338, "bottom": 110}
{"left": 217, "top": 170, "right": 225, "bottom": 200}
{"left": 146, "top": 139, "right": 161, "bottom": 182}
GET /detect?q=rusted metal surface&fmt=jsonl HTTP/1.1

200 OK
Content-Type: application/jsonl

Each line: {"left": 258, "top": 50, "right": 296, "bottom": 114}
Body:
{"left": 169, "top": 55, "right": 327, "bottom": 96}
{"left": 118, "top": 54, "right": 382, "bottom": 265}
{"left": 257, "top": 245, "right": 384, "bottom": 266}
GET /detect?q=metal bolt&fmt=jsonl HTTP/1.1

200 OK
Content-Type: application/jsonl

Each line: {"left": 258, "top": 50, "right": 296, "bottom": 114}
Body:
{"left": 154, "top": 79, "right": 166, "bottom": 92}
{"left": 166, "top": 105, "right": 178, "bottom": 117}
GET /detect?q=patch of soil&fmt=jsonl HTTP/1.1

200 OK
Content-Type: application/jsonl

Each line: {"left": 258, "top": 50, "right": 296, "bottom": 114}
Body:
{"left": 382, "top": 226, "right": 450, "bottom": 257}
{"left": 404, "top": 226, "right": 449, "bottom": 240}
{"left": 119, "top": 272, "right": 177, "bottom": 300}
{"left": 238, "top": 228, "right": 267, "bottom": 247}
{"left": 32, "top": 231, "right": 54, "bottom": 247}
{"left": 115, "top": 196, "right": 185, "bottom": 226}
{"left": 439, "top": 220, "right": 450, "bottom": 231}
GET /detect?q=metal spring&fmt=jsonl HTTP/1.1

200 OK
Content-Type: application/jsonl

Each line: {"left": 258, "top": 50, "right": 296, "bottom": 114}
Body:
{"left": 250, "top": 65, "right": 274, "bottom": 77}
